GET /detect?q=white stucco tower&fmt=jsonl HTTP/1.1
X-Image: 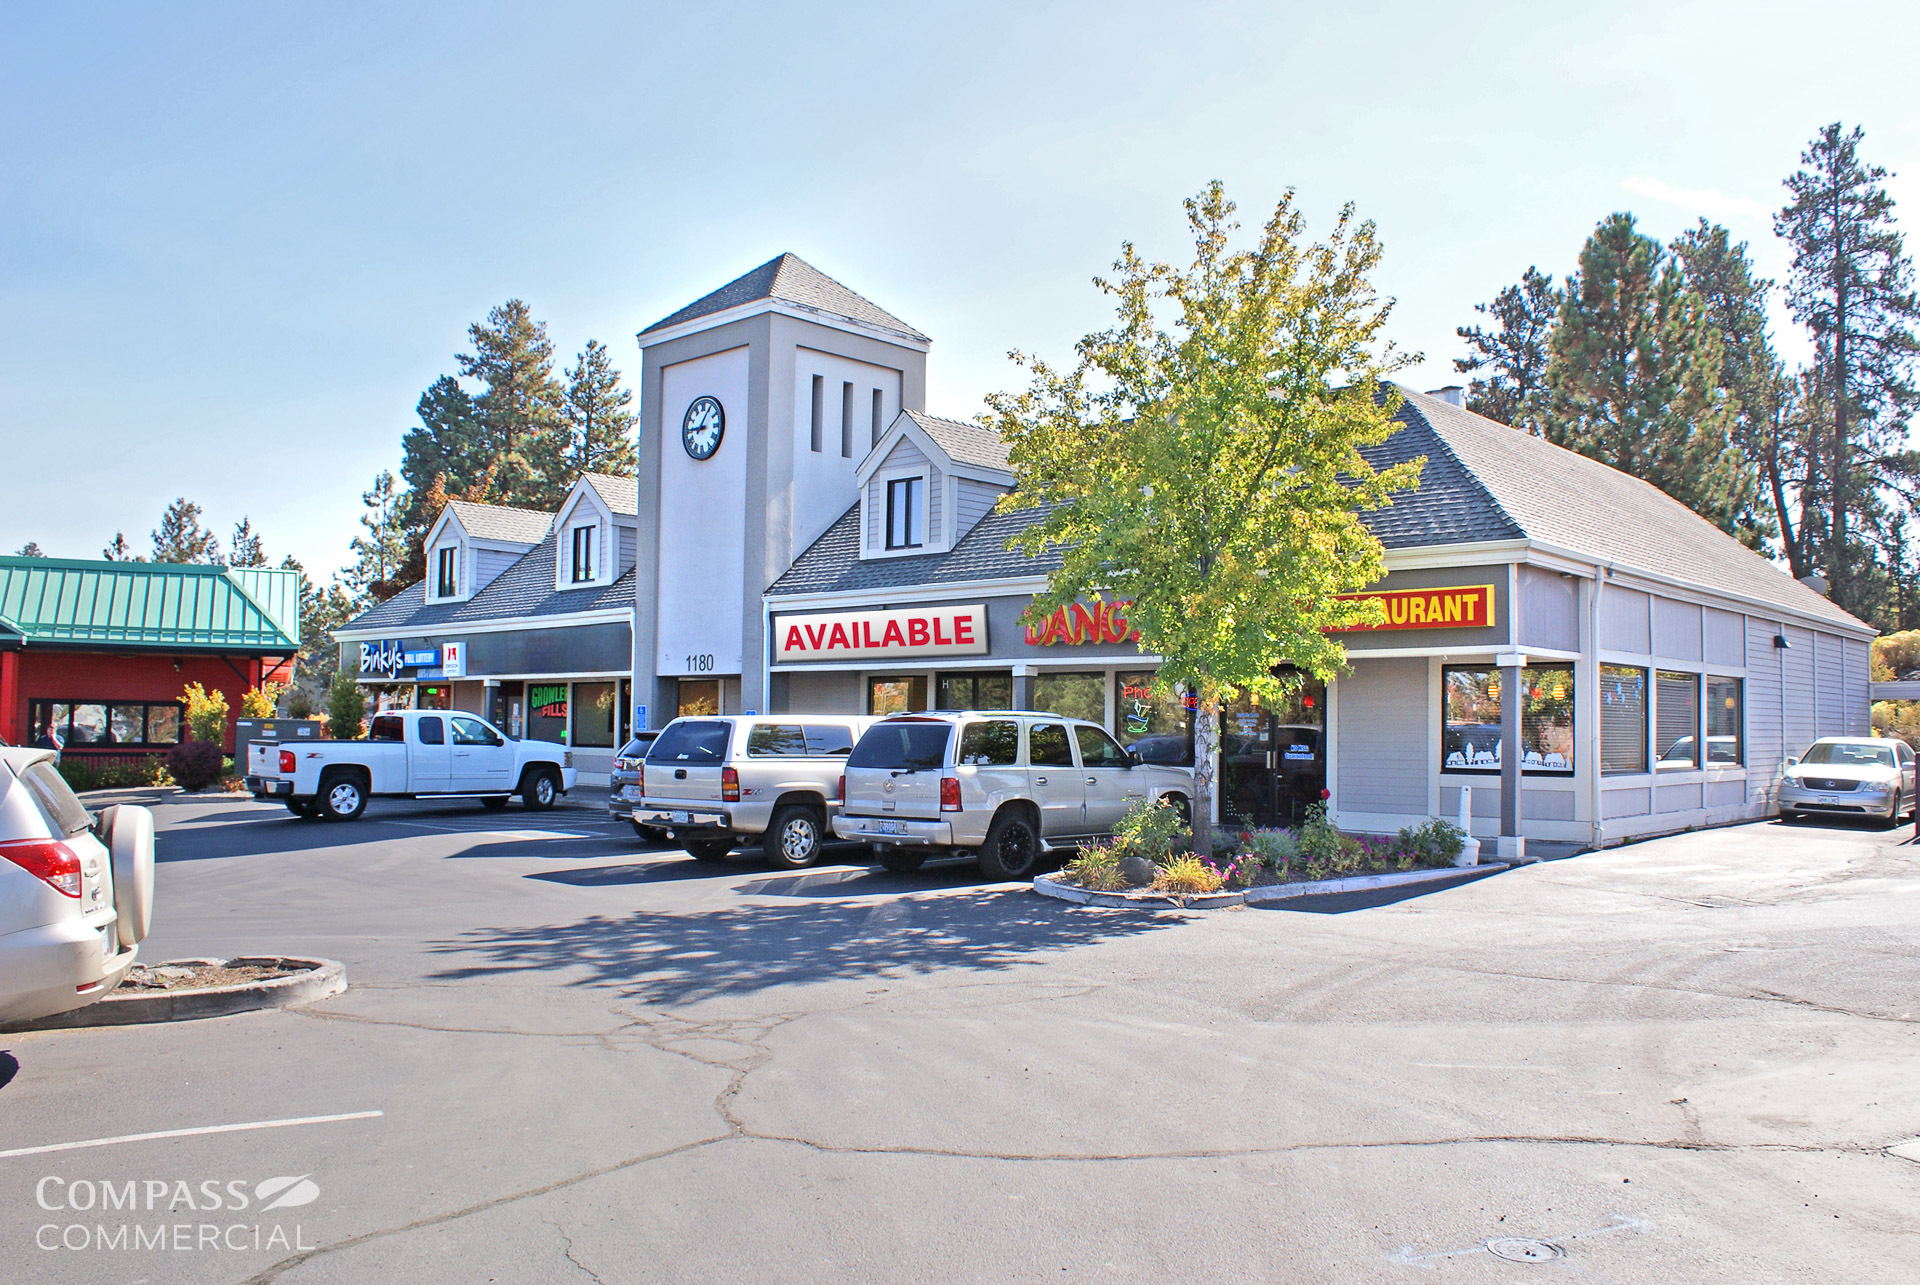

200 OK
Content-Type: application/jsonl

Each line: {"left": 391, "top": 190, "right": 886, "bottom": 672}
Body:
{"left": 631, "top": 254, "right": 929, "bottom": 724}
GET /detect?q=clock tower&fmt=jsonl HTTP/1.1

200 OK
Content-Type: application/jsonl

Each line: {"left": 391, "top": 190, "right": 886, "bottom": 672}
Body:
{"left": 631, "top": 254, "right": 929, "bottom": 723}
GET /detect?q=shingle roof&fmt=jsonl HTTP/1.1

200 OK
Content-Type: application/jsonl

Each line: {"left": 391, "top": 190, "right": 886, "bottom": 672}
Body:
{"left": 340, "top": 532, "right": 634, "bottom": 634}
{"left": 640, "top": 254, "right": 929, "bottom": 344}
{"left": 1397, "top": 387, "right": 1867, "bottom": 630}
{"left": 444, "top": 499, "right": 552, "bottom": 546}
{"left": 0, "top": 557, "right": 300, "bottom": 652}
{"left": 902, "top": 410, "right": 1013, "bottom": 473}
{"left": 771, "top": 390, "right": 1874, "bottom": 634}
{"left": 581, "top": 472, "right": 638, "bottom": 517}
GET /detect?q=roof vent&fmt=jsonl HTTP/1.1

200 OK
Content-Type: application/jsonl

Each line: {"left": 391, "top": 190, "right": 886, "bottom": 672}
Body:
{"left": 1427, "top": 385, "right": 1466, "bottom": 407}
{"left": 1797, "top": 574, "right": 1830, "bottom": 598}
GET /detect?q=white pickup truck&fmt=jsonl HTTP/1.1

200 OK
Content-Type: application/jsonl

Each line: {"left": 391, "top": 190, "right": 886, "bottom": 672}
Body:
{"left": 245, "top": 709, "right": 577, "bottom": 820}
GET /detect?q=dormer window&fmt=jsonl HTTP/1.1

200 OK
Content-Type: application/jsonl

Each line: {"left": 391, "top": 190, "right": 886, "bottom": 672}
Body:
{"left": 570, "top": 526, "right": 596, "bottom": 583}
{"left": 435, "top": 546, "right": 458, "bottom": 598}
{"left": 886, "top": 477, "right": 925, "bottom": 550}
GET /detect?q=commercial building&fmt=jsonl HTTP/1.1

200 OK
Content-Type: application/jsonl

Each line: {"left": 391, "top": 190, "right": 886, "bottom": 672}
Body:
{"left": 0, "top": 556, "right": 300, "bottom": 759}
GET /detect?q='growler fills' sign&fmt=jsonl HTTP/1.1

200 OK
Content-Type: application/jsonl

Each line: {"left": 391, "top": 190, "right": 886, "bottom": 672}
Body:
{"left": 1329, "top": 584, "right": 1496, "bottom": 631}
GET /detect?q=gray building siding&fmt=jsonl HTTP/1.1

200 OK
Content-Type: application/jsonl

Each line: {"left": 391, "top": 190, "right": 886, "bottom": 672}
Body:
{"left": 1336, "top": 658, "right": 1428, "bottom": 816}
{"left": 1518, "top": 565, "right": 1577, "bottom": 652}
{"left": 954, "top": 479, "right": 1004, "bottom": 543}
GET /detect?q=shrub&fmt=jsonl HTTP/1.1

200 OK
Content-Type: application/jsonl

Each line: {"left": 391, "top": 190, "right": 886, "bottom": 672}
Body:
{"left": 181, "top": 682, "right": 229, "bottom": 745}
{"left": 325, "top": 671, "right": 366, "bottom": 740}
{"left": 1394, "top": 816, "right": 1465, "bottom": 867}
{"left": 166, "top": 740, "right": 224, "bottom": 791}
{"left": 286, "top": 687, "right": 316, "bottom": 719}
{"left": 1110, "top": 797, "right": 1190, "bottom": 863}
{"left": 239, "top": 683, "right": 283, "bottom": 719}
{"left": 1152, "top": 854, "right": 1224, "bottom": 895}
{"left": 1237, "top": 828, "right": 1298, "bottom": 871}
{"left": 1062, "top": 842, "right": 1129, "bottom": 892}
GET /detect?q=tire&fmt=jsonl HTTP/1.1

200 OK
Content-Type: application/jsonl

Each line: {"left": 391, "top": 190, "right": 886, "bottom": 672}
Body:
{"left": 319, "top": 773, "right": 368, "bottom": 821}
{"left": 632, "top": 821, "right": 664, "bottom": 844}
{"left": 285, "top": 798, "right": 314, "bottom": 817}
{"left": 685, "top": 837, "right": 733, "bottom": 863}
{"left": 977, "top": 809, "right": 1041, "bottom": 881}
{"left": 766, "top": 805, "right": 826, "bottom": 870}
{"left": 875, "top": 845, "right": 925, "bottom": 873}
{"left": 1779, "top": 809, "right": 1799, "bottom": 823}
{"left": 482, "top": 795, "right": 510, "bottom": 811}
{"left": 521, "top": 768, "right": 559, "bottom": 811}
{"left": 1883, "top": 793, "right": 1903, "bottom": 829}
{"left": 1166, "top": 794, "right": 1192, "bottom": 827}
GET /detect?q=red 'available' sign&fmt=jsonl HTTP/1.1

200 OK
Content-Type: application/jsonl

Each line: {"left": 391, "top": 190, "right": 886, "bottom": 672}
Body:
{"left": 1329, "top": 584, "right": 1496, "bottom": 631}
{"left": 774, "top": 604, "right": 990, "bottom": 662}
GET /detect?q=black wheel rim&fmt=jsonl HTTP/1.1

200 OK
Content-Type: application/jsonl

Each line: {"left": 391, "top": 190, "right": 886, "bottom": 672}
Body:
{"left": 999, "top": 824, "right": 1035, "bottom": 874}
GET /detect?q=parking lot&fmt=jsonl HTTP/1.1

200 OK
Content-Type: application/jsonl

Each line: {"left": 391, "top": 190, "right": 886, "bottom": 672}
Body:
{"left": 3, "top": 790, "right": 1918, "bottom": 1283}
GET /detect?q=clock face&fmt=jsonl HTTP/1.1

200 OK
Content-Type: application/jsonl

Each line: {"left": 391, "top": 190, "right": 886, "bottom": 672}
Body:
{"left": 681, "top": 396, "right": 725, "bottom": 461}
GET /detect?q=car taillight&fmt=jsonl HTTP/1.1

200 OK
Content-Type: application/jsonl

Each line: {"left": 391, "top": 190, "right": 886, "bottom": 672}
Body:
{"left": 722, "top": 767, "right": 740, "bottom": 802}
{"left": 837, "top": 774, "right": 845, "bottom": 803}
{"left": 940, "top": 777, "right": 962, "bottom": 812}
{"left": 636, "top": 763, "right": 644, "bottom": 794}
{"left": 279, "top": 749, "right": 296, "bottom": 774}
{"left": 0, "top": 839, "right": 82, "bottom": 897}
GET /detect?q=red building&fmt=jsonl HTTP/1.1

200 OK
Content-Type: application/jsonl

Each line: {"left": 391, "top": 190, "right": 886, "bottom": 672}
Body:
{"left": 0, "top": 557, "right": 300, "bottom": 760}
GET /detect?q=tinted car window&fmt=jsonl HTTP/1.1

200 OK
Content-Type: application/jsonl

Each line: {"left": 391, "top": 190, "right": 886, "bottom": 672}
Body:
{"left": 417, "top": 716, "right": 444, "bottom": 745}
{"left": 1075, "top": 725, "right": 1131, "bottom": 768}
{"left": 1029, "top": 723, "right": 1074, "bottom": 767}
{"left": 848, "top": 721, "right": 952, "bottom": 771}
{"left": 20, "top": 760, "right": 92, "bottom": 837}
{"left": 958, "top": 720, "right": 1019, "bottom": 766}
{"left": 803, "top": 725, "right": 855, "bottom": 756}
{"left": 649, "top": 720, "right": 732, "bottom": 764}
{"left": 451, "top": 717, "right": 497, "bottom": 746}
{"left": 370, "top": 715, "right": 405, "bottom": 742}
{"left": 746, "top": 724, "right": 809, "bottom": 757}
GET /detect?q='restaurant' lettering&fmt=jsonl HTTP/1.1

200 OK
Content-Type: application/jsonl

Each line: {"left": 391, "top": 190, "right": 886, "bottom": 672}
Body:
{"left": 1329, "top": 584, "right": 1495, "bottom": 632}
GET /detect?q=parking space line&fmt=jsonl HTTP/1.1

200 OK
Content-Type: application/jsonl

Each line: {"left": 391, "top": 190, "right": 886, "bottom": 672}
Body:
{"left": 0, "top": 1110, "right": 384, "bottom": 1160}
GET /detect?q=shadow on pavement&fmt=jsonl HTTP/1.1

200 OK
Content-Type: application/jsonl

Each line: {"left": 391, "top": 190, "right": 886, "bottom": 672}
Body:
{"left": 428, "top": 891, "right": 1173, "bottom": 1003}
{"left": 1254, "top": 867, "right": 1504, "bottom": 915}
{"left": 529, "top": 858, "right": 746, "bottom": 886}
{"left": 0, "top": 1051, "right": 17, "bottom": 1092}
{"left": 732, "top": 865, "right": 990, "bottom": 899}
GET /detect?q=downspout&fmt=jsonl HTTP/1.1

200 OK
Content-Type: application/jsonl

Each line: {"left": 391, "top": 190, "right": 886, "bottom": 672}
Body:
{"left": 1778, "top": 618, "right": 1787, "bottom": 810}
{"left": 1589, "top": 564, "right": 1608, "bottom": 850}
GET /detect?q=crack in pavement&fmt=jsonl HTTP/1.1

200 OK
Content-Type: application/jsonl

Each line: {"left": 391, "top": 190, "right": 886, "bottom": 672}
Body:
{"left": 545, "top": 1216, "right": 605, "bottom": 1284}
{"left": 1421, "top": 960, "right": 1920, "bottom": 1025}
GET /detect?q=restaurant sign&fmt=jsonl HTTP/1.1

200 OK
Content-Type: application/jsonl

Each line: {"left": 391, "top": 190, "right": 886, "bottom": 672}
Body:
{"left": 1025, "top": 598, "right": 1140, "bottom": 646}
{"left": 774, "top": 604, "right": 990, "bottom": 663}
{"left": 1330, "top": 584, "right": 1496, "bottom": 631}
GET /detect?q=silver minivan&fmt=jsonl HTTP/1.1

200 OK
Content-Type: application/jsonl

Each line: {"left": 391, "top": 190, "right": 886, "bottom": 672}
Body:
{"left": 833, "top": 712, "right": 1194, "bottom": 880}
{"left": 635, "top": 715, "right": 876, "bottom": 867}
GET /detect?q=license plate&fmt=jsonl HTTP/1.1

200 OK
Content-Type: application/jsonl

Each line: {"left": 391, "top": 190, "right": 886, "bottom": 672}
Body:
{"left": 671, "top": 811, "right": 691, "bottom": 825}
{"left": 1819, "top": 796, "right": 1838, "bottom": 805}
{"left": 878, "top": 820, "right": 905, "bottom": 835}
{"left": 100, "top": 924, "right": 116, "bottom": 961}
{"left": 622, "top": 786, "right": 643, "bottom": 801}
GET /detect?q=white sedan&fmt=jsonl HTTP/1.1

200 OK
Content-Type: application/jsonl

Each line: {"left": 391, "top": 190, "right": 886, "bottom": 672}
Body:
{"left": 1778, "top": 736, "right": 1918, "bottom": 826}
{"left": 0, "top": 747, "right": 153, "bottom": 1027}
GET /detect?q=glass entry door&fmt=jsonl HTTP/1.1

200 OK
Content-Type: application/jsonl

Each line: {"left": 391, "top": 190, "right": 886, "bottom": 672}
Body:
{"left": 1216, "top": 675, "right": 1326, "bottom": 830}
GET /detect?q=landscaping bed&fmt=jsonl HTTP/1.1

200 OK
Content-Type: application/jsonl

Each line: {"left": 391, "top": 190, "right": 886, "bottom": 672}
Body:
{"left": 119, "top": 959, "right": 307, "bottom": 992}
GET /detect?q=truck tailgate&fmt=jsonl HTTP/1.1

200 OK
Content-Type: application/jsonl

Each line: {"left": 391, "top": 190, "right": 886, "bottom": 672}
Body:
{"left": 643, "top": 720, "right": 733, "bottom": 806}
{"left": 246, "top": 742, "right": 282, "bottom": 778}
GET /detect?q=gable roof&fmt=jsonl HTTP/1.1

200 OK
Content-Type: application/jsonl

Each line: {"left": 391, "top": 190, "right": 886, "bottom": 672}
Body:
{"left": 771, "top": 390, "right": 1872, "bottom": 634}
{"left": 338, "top": 531, "right": 634, "bottom": 636}
{"left": 640, "top": 253, "right": 929, "bottom": 344}
{"left": 580, "top": 472, "right": 638, "bottom": 517}
{"left": 0, "top": 557, "right": 300, "bottom": 652}
{"left": 442, "top": 499, "right": 553, "bottom": 546}
{"left": 899, "top": 410, "right": 1014, "bottom": 473}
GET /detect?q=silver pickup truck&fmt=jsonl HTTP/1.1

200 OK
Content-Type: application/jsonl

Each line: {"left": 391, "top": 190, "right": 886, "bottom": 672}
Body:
{"left": 632, "top": 715, "right": 875, "bottom": 868}
{"left": 246, "top": 709, "right": 577, "bottom": 820}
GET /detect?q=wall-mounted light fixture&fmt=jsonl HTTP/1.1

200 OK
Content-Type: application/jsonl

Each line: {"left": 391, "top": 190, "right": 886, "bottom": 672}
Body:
{"left": 1773, "top": 635, "right": 1791, "bottom": 650}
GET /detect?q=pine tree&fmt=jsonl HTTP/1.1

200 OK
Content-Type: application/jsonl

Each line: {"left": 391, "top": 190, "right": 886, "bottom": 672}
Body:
{"left": 345, "top": 472, "right": 410, "bottom": 603}
{"left": 400, "top": 376, "right": 490, "bottom": 505}
{"left": 1455, "top": 266, "right": 1560, "bottom": 431}
{"left": 151, "top": 498, "right": 220, "bottom": 564}
{"left": 1542, "top": 213, "right": 1760, "bottom": 540}
{"left": 1776, "top": 122, "right": 1920, "bottom": 612}
{"left": 14, "top": 542, "right": 45, "bottom": 557}
{"left": 101, "top": 532, "right": 140, "bottom": 561}
{"left": 229, "top": 517, "right": 268, "bottom": 567}
{"left": 457, "top": 300, "right": 568, "bottom": 508}
{"left": 562, "top": 339, "right": 638, "bottom": 478}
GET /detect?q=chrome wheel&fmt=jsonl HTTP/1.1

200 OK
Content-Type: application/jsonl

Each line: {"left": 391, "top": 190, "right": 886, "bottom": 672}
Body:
{"left": 766, "top": 806, "right": 823, "bottom": 869}
{"left": 780, "top": 818, "right": 816, "bottom": 862}
{"left": 326, "top": 782, "right": 361, "bottom": 818}
{"left": 535, "top": 775, "right": 556, "bottom": 806}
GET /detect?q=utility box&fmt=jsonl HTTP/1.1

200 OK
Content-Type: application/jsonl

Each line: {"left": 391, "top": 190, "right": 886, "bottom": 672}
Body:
{"left": 234, "top": 717, "right": 327, "bottom": 753}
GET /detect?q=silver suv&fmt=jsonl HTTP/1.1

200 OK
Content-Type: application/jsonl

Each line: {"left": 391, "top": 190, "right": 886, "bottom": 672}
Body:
{"left": 635, "top": 715, "right": 876, "bottom": 868}
{"left": 834, "top": 712, "right": 1195, "bottom": 880}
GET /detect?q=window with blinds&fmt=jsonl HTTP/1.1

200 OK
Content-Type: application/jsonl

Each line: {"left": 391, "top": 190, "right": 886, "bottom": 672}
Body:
{"left": 1706, "top": 676, "right": 1743, "bottom": 765}
{"left": 1655, "top": 670, "right": 1700, "bottom": 769}
{"left": 1600, "top": 664, "right": 1647, "bottom": 775}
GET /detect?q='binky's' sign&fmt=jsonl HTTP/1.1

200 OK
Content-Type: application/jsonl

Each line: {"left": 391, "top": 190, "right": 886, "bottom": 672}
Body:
{"left": 774, "top": 605, "right": 990, "bottom": 663}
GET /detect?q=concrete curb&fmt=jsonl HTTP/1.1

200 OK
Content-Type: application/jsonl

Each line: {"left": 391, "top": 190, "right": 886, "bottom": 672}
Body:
{"left": 1033, "top": 863, "right": 1508, "bottom": 910}
{"left": 22, "top": 956, "right": 347, "bottom": 1030}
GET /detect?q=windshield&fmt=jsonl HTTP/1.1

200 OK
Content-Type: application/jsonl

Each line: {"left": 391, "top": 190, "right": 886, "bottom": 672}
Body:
{"left": 648, "top": 720, "right": 731, "bottom": 764}
{"left": 1800, "top": 741, "right": 1895, "bottom": 768}
{"left": 848, "top": 720, "right": 952, "bottom": 771}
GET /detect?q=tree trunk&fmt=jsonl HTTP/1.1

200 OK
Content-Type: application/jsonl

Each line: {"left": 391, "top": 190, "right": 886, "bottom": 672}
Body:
{"left": 1191, "top": 698, "right": 1217, "bottom": 859}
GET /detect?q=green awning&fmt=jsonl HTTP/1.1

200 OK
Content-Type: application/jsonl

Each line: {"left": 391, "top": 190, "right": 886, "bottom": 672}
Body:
{"left": 0, "top": 557, "right": 300, "bottom": 653}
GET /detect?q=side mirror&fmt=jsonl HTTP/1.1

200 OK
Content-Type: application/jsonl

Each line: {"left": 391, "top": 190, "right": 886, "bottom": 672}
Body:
{"left": 1126, "top": 748, "right": 1142, "bottom": 768}
{"left": 1785, "top": 756, "right": 1799, "bottom": 768}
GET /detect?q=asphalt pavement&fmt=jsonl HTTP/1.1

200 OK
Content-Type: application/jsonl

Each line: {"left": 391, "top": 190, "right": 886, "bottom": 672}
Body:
{"left": 2, "top": 789, "right": 1918, "bottom": 1283}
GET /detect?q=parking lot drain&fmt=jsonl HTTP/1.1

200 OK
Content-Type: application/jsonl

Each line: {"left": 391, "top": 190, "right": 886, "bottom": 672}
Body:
{"left": 1486, "top": 1237, "right": 1563, "bottom": 1263}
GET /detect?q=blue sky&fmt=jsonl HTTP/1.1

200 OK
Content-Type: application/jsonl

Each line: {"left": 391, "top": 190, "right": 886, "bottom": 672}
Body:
{"left": 4, "top": 0, "right": 1917, "bottom": 575}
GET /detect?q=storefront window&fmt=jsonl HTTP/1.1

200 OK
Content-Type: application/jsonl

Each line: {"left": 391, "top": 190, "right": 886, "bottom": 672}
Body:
{"left": 1032, "top": 672, "right": 1104, "bottom": 725}
{"left": 1442, "top": 665, "right": 1575, "bottom": 773}
{"left": 936, "top": 671, "right": 1012, "bottom": 710}
{"left": 1706, "top": 676, "right": 1742, "bottom": 765}
{"left": 1600, "top": 664, "right": 1647, "bottom": 775}
{"left": 417, "top": 685, "right": 450, "bottom": 711}
{"left": 528, "top": 684, "right": 570, "bottom": 744}
{"left": 573, "top": 682, "right": 616, "bottom": 748}
{"left": 868, "top": 675, "right": 926, "bottom": 715}
{"left": 1654, "top": 671, "right": 1700, "bottom": 770}
{"left": 678, "top": 679, "right": 720, "bottom": 717}
{"left": 29, "top": 700, "right": 185, "bottom": 748}
{"left": 1117, "top": 671, "right": 1191, "bottom": 765}
{"left": 146, "top": 705, "right": 181, "bottom": 745}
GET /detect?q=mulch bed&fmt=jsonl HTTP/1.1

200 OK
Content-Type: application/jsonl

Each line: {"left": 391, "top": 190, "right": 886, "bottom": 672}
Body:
{"left": 119, "top": 961, "right": 305, "bottom": 992}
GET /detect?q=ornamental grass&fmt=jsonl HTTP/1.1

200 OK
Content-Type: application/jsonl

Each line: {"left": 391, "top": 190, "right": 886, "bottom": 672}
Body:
{"left": 1151, "top": 854, "right": 1224, "bottom": 894}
